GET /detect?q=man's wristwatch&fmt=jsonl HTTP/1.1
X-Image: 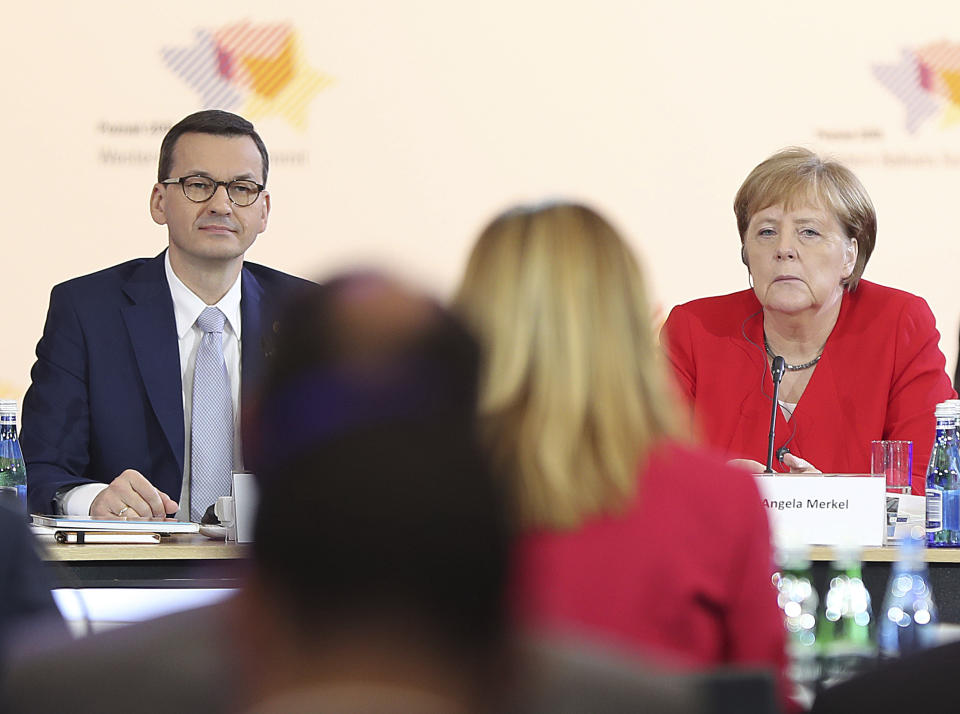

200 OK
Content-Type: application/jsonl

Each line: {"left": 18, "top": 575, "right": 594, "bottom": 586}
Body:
{"left": 52, "top": 485, "right": 77, "bottom": 515}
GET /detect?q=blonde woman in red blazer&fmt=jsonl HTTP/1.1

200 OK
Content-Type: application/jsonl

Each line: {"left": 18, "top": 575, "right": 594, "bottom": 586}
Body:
{"left": 662, "top": 148, "right": 954, "bottom": 491}
{"left": 454, "top": 201, "right": 788, "bottom": 702}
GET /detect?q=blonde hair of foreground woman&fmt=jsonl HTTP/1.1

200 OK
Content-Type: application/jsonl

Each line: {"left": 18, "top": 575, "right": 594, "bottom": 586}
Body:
{"left": 454, "top": 202, "right": 682, "bottom": 530}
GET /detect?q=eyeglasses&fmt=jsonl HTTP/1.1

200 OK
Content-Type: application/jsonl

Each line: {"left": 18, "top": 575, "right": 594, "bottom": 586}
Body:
{"left": 161, "top": 175, "right": 265, "bottom": 207}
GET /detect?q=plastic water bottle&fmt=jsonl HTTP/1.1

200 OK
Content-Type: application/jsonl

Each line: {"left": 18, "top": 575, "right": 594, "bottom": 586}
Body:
{"left": 818, "top": 547, "right": 876, "bottom": 687}
{"left": 774, "top": 548, "right": 820, "bottom": 702}
{"left": 926, "top": 402, "right": 960, "bottom": 547}
{"left": 878, "top": 527, "right": 938, "bottom": 658}
{"left": 0, "top": 399, "right": 27, "bottom": 515}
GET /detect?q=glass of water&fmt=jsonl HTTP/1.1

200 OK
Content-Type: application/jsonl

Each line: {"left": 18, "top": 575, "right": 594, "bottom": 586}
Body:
{"left": 871, "top": 440, "right": 913, "bottom": 495}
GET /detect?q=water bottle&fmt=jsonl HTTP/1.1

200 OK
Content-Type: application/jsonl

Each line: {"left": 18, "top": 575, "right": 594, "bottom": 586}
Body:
{"left": 878, "top": 527, "right": 938, "bottom": 658}
{"left": 926, "top": 402, "right": 960, "bottom": 547}
{"left": 774, "top": 548, "right": 820, "bottom": 702}
{"left": 818, "top": 547, "right": 876, "bottom": 687}
{"left": 0, "top": 399, "right": 27, "bottom": 515}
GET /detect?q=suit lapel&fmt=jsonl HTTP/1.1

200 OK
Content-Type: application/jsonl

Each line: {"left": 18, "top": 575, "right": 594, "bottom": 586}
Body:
{"left": 241, "top": 265, "right": 267, "bottom": 396}
{"left": 121, "top": 253, "right": 185, "bottom": 475}
{"left": 789, "top": 296, "right": 859, "bottom": 470}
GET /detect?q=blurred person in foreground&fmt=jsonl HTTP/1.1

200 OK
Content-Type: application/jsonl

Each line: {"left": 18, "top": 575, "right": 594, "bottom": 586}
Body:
{"left": 2, "top": 274, "right": 699, "bottom": 714}
{"left": 809, "top": 638, "right": 960, "bottom": 713}
{"left": 233, "top": 274, "right": 509, "bottom": 713}
{"left": 0, "top": 505, "right": 66, "bottom": 678}
{"left": 453, "top": 202, "right": 787, "bottom": 691}
{"left": 661, "top": 148, "right": 954, "bottom": 487}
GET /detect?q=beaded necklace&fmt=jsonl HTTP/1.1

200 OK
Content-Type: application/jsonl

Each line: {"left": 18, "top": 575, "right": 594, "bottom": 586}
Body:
{"left": 763, "top": 333, "right": 823, "bottom": 371}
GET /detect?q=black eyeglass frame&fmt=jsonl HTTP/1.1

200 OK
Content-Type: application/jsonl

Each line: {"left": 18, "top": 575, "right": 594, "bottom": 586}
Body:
{"left": 160, "top": 175, "right": 266, "bottom": 207}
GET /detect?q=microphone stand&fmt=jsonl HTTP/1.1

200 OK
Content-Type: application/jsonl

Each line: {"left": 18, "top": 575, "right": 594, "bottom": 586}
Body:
{"left": 765, "top": 356, "right": 786, "bottom": 474}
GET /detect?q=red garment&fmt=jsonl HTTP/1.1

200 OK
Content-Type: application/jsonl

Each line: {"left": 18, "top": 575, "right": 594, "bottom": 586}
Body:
{"left": 512, "top": 442, "right": 787, "bottom": 677}
{"left": 661, "top": 282, "right": 955, "bottom": 494}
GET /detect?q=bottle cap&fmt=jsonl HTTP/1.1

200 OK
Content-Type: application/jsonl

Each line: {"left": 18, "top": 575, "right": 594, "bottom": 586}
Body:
{"left": 775, "top": 545, "right": 811, "bottom": 569}
{"left": 832, "top": 545, "right": 862, "bottom": 568}
{"left": 935, "top": 402, "right": 955, "bottom": 419}
{"left": 0, "top": 399, "right": 17, "bottom": 417}
{"left": 894, "top": 525, "right": 927, "bottom": 565}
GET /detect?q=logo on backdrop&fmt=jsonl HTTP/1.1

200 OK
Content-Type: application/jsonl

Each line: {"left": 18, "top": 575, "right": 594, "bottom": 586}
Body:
{"left": 873, "top": 42, "right": 960, "bottom": 133}
{"left": 161, "top": 21, "right": 333, "bottom": 130}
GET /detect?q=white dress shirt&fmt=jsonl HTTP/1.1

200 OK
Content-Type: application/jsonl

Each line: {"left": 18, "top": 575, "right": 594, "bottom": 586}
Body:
{"left": 778, "top": 400, "right": 798, "bottom": 422}
{"left": 61, "top": 253, "right": 243, "bottom": 517}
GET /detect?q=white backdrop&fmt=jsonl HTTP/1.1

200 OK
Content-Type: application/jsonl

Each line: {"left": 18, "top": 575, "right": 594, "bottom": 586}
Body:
{"left": 4, "top": 1, "right": 960, "bottom": 401}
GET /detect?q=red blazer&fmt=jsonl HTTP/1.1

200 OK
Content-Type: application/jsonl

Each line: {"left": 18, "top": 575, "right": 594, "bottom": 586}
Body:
{"left": 661, "top": 281, "right": 955, "bottom": 494}
{"left": 511, "top": 442, "right": 787, "bottom": 677}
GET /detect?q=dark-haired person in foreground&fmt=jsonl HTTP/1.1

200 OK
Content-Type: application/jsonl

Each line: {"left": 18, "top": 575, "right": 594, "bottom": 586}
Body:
{"left": 21, "top": 110, "right": 309, "bottom": 521}
{"left": 232, "top": 274, "right": 510, "bottom": 713}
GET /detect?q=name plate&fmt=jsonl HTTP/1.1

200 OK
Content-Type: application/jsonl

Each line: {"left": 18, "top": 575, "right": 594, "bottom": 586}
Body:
{"left": 753, "top": 474, "right": 886, "bottom": 547}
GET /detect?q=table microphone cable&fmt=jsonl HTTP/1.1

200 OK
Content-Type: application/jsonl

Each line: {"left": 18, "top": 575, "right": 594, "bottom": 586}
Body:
{"left": 740, "top": 310, "right": 797, "bottom": 464}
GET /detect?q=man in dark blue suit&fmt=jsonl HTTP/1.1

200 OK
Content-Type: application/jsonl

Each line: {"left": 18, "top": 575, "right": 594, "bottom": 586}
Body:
{"left": 21, "top": 110, "right": 309, "bottom": 520}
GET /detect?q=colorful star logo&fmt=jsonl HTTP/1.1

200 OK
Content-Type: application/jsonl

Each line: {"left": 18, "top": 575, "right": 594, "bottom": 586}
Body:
{"left": 874, "top": 42, "right": 960, "bottom": 133}
{"left": 161, "top": 21, "right": 332, "bottom": 130}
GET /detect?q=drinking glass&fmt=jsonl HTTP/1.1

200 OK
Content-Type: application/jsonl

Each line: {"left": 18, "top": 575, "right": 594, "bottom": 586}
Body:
{"left": 871, "top": 440, "right": 912, "bottom": 494}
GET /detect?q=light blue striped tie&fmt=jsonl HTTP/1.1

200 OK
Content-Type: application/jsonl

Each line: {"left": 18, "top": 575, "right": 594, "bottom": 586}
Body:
{"left": 190, "top": 307, "right": 233, "bottom": 523}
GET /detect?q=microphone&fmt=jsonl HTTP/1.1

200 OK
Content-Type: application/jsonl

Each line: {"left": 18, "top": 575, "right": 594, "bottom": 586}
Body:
{"left": 765, "top": 356, "right": 786, "bottom": 473}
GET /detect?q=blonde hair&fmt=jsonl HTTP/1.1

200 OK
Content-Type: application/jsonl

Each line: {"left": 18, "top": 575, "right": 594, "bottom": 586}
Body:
{"left": 453, "top": 202, "right": 680, "bottom": 530}
{"left": 734, "top": 147, "right": 876, "bottom": 291}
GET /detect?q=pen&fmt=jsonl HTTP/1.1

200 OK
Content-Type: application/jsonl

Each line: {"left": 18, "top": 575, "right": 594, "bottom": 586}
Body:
{"left": 54, "top": 531, "right": 162, "bottom": 544}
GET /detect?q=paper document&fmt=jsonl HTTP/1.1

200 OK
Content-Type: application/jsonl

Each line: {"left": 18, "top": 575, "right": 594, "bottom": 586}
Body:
{"left": 32, "top": 515, "right": 199, "bottom": 533}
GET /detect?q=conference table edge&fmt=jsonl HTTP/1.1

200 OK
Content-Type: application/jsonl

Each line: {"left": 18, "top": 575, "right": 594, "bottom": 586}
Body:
{"left": 37, "top": 534, "right": 248, "bottom": 562}
{"left": 808, "top": 545, "right": 960, "bottom": 563}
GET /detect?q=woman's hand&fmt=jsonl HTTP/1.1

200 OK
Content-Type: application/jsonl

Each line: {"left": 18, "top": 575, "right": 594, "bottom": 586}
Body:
{"left": 728, "top": 458, "right": 767, "bottom": 473}
{"left": 781, "top": 453, "right": 821, "bottom": 473}
{"left": 727, "top": 455, "right": 821, "bottom": 474}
